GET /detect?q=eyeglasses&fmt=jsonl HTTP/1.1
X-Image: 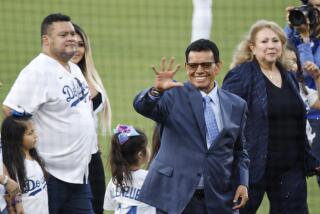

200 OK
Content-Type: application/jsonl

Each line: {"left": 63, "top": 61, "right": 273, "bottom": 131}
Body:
{"left": 186, "top": 62, "right": 216, "bottom": 71}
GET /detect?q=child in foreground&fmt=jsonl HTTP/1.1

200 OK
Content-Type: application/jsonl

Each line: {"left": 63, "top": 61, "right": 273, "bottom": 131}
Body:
{"left": 104, "top": 124, "right": 156, "bottom": 214}
{"left": 1, "top": 115, "right": 48, "bottom": 214}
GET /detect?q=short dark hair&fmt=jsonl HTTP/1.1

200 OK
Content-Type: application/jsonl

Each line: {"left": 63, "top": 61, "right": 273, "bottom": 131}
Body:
{"left": 41, "top": 13, "right": 71, "bottom": 36}
{"left": 185, "top": 39, "right": 220, "bottom": 63}
{"left": 301, "top": 0, "right": 309, "bottom": 4}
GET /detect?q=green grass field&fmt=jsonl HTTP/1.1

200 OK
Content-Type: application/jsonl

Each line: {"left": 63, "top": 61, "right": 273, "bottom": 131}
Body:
{"left": 1, "top": 0, "right": 319, "bottom": 213}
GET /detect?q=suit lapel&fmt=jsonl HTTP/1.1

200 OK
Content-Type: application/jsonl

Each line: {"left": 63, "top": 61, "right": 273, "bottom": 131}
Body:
{"left": 185, "top": 82, "right": 207, "bottom": 144}
{"left": 218, "top": 89, "right": 233, "bottom": 132}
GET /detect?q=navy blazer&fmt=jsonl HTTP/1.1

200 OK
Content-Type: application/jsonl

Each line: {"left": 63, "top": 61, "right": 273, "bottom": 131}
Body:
{"left": 133, "top": 82, "right": 250, "bottom": 214}
{"left": 222, "top": 60, "right": 319, "bottom": 185}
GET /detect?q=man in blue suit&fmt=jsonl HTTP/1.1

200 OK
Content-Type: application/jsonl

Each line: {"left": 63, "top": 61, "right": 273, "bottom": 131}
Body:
{"left": 133, "top": 39, "right": 249, "bottom": 214}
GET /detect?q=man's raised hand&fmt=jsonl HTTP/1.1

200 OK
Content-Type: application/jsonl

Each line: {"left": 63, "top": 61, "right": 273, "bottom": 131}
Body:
{"left": 152, "top": 57, "right": 183, "bottom": 92}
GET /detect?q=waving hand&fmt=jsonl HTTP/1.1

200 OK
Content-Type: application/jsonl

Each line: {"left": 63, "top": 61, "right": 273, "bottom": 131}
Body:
{"left": 152, "top": 57, "right": 183, "bottom": 92}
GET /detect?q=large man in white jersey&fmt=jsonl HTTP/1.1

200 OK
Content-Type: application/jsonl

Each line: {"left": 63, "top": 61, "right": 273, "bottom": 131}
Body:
{"left": 2, "top": 13, "right": 96, "bottom": 214}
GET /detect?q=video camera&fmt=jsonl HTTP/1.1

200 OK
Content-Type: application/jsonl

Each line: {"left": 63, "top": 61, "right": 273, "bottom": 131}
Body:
{"left": 288, "top": 4, "right": 320, "bottom": 29}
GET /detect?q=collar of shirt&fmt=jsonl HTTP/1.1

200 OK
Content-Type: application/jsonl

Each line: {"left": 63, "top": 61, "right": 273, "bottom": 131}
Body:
{"left": 200, "top": 81, "right": 218, "bottom": 103}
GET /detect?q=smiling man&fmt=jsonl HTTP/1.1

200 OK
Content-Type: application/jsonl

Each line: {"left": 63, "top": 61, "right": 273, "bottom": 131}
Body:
{"left": 2, "top": 13, "right": 96, "bottom": 214}
{"left": 133, "top": 39, "right": 250, "bottom": 214}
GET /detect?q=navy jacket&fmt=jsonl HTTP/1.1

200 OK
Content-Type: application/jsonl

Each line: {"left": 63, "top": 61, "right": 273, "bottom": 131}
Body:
{"left": 222, "top": 60, "right": 319, "bottom": 185}
{"left": 133, "top": 82, "right": 249, "bottom": 214}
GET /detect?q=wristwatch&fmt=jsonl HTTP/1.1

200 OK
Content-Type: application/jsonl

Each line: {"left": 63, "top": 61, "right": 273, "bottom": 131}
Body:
{"left": 149, "top": 87, "right": 163, "bottom": 97}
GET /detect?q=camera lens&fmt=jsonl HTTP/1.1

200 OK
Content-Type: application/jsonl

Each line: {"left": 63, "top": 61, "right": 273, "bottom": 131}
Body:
{"left": 289, "top": 10, "right": 307, "bottom": 26}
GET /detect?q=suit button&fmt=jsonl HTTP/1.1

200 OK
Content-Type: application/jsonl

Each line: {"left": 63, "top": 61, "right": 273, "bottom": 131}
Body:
{"left": 197, "top": 173, "right": 202, "bottom": 176}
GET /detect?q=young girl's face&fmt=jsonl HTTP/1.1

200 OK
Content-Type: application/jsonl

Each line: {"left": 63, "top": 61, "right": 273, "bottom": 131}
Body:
{"left": 23, "top": 121, "right": 37, "bottom": 151}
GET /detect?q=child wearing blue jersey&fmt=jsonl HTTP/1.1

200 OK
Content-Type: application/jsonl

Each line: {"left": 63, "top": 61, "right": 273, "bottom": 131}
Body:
{"left": 1, "top": 115, "right": 48, "bottom": 214}
{"left": 104, "top": 124, "right": 155, "bottom": 214}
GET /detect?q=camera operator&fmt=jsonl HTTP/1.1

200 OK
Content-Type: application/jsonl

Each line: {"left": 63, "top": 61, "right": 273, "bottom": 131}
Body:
{"left": 285, "top": 0, "right": 320, "bottom": 190}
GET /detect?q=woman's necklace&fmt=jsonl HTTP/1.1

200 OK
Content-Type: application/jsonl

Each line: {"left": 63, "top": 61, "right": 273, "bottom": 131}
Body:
{"left": 261, "top": 68, "right": 275, "bottom": 80}
{"left": 266, "top": 71, "right": 273, "bottom": 80}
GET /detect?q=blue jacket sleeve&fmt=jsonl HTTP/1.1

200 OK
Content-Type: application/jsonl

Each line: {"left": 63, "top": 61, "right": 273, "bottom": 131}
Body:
{"left": 297, "top": 42, "right": 315, "bottom": 65}
{"left": 133, "top": 88, "right": 174, "bottom": 123}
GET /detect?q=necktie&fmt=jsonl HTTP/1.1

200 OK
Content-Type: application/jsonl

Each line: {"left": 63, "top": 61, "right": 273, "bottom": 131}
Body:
{"left": 204, "top": 96, "right": 219, "bottom": 148}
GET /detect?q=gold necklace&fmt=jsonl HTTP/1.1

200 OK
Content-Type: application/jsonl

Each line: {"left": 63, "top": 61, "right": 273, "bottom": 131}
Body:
{"left": 262, "top": 68, "right": 274, "bottom": 80}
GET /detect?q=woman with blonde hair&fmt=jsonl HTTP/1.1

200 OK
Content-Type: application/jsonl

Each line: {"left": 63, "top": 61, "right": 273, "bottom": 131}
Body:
{"left": 71, "top": 23, "right": 112, "bottom": 214}
{"left": 229, "top": 20, "right": 287, "bottom": 69}
{"left": 222, "top": 20, "right": 320, "bottom": 214}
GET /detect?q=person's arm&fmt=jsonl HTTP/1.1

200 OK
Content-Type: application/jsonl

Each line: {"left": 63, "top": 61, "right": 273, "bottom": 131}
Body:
{"left": 2, "top": 165, "right": 24, "bottom": 214}
{"left": 87, "top": 80, "right": 99, "bottom": 99}
{"left": 304, "top": 88, "right": 320, "bottom": 109}
{"left": 297, "top": 42, "right": 315, "bottom": 68}
{"left": 3, "top": 67, "right": 48, "bottom": 117}
{"left": 14, "top": 200, "right": 24, "bottom": 214}
{"left": 1, "top": 165, "right": 20, "bottom": 196}
{"left": 310, "top": 65, "right": 320, "bottom": 97}
{"left": 292, "top": 24, "right": 317, "bottom": 72}
{"left": 303, "top": 61, "right": 320, "bottom": 109}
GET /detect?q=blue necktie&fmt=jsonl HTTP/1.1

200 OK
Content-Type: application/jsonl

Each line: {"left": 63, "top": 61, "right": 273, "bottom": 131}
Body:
{"left": 204, "top": 96, "right": 219, "bottom": 148}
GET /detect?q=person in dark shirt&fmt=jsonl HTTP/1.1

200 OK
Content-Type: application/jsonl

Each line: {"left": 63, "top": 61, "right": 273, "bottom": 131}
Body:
{"left": 222, "top": 19, "right": 320, "bottom": 214}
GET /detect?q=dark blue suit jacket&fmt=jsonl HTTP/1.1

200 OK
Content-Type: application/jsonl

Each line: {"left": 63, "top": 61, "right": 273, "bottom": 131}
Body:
{"left": 133, "top": 82, "right": 250, "bottom": 214}
{"left": 222, "top": 60, "right": 319, "bottom": 185}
